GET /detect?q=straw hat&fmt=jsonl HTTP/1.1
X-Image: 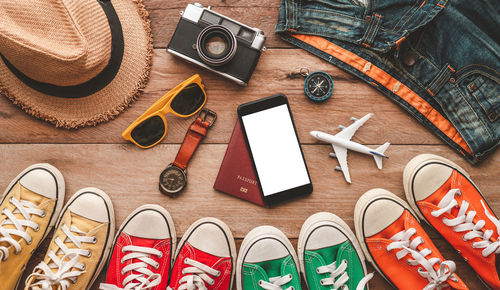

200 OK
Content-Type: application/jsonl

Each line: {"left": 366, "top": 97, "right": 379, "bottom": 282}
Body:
{"left": 0, "top": 0, "right": 153, "bottom": 129}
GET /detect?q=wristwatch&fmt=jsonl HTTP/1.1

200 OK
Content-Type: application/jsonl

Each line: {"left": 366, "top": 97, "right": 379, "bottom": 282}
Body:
{"left": 159, "top": 108, "right": 217, "bottom": 196}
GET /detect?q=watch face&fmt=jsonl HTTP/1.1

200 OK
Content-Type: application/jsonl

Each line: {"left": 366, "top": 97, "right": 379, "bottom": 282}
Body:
{"left": 159, "top": 165, "right": 187, "bottom": 195}
{"left": 304, "top": 71, "right": 334, "bottom": 102}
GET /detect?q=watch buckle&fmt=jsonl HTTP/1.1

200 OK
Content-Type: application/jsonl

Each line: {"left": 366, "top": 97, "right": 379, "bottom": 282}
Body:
{"left": 198, "top": 108, "right": 217, "bottom": 128}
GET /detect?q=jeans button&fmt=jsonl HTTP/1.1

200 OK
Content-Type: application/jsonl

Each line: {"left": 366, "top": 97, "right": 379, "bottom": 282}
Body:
{"left": 403, "top": 51, "right": 416, "bottom": 66}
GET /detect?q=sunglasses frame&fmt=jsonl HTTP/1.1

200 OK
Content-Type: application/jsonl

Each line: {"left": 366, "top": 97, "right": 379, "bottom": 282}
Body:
{"left": 122, "top": 74, "right": 207, "bottom": 148}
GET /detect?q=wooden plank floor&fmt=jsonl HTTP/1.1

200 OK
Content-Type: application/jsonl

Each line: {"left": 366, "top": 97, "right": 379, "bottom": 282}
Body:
{"left": 0, "top": 0, "right": 498, "bottom": 289}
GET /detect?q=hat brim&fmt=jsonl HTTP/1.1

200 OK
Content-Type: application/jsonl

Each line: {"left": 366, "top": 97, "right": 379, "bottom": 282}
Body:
{"left": 0, "top": 0, "right": 153, "bottom": 129}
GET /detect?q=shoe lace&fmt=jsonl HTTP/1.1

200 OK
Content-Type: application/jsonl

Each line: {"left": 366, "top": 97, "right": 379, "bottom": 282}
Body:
{"left": 26, "top": 223, "right": 96, "bottom": 290}
{"left": 167, "top": 258, "right": 221, "bottom": 290}
{"left": 386, "top": 228, "right": 457, "bottom": 290}
{"left": 100, "top": 245, "right": 163, "bottom": 290}
{"left": 431, "top": 188, "right": 500, "bottom": 257}
{"left": 258, "top": 274, "right": 294, "bottom": 290}
{"left": 316, "top": 259, "right": 374, "bottom": 290}
{"left": 0, "top": 196, "right": 45, "bottom": 261}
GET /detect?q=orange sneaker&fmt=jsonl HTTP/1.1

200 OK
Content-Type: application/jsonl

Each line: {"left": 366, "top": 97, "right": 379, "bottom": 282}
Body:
{"left": 354, "top": 188, "right": 468, "bottom": 290}
{"left": 404, "top": 154, "right": 500, "bottom": 289}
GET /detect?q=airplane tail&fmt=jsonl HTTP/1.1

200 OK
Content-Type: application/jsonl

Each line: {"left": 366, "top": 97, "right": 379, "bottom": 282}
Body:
{"left": 371, "top": 142, "right": 390, "bottom": 169}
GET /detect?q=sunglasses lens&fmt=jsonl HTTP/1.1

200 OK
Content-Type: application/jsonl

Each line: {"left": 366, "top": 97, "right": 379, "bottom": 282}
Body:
{"left": 131, "top": 115, "right": 165, "bottom": 147}
{"left": 171, "top": 83, "right": 206, "bottom": 115}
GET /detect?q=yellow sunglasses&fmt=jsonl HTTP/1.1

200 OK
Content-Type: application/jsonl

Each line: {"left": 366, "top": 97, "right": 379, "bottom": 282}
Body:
{"left": 122, "top": 74, "right": 207, "bottom": 148}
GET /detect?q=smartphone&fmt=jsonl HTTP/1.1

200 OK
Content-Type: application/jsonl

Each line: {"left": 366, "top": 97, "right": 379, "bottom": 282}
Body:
{"left": 237, "top": 94, "right": 313, "bottom": 205}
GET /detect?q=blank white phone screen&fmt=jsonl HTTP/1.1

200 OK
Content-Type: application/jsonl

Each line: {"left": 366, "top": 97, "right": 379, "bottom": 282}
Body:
{"left": 242, "top": 104, "right": 310, "bottom": 197}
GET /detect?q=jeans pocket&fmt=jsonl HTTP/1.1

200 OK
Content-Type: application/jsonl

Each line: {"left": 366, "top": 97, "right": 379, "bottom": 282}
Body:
{"left": 464, "top": 74, "right": 500, "bottom": 122}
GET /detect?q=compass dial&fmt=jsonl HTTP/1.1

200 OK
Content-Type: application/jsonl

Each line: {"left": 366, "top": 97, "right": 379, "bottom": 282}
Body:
{"left": 304, "top": 71, "right": 334, "bottom": 102}
{"left": 159, "top": 165, "right": 187, "bottom": 195}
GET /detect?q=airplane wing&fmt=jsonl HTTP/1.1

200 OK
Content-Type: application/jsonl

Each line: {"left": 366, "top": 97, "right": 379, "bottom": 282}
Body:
{"left": 335, "top": 113, "right": 374, "bottom": 141}
{"left": 332, "top": 144, "right": 351, "bottom": 183}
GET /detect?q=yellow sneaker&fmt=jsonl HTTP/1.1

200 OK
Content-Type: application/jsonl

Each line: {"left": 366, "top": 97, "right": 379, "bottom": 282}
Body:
{"left": 25, "top": 187, "right": 115, "bottom": 290}
{"left": 0, "top": 163, "right": 65, "bottom": 289}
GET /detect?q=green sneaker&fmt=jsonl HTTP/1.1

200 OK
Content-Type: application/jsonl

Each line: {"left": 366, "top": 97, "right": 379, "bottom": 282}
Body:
{"left": 236, "top": 226, "right": 301, "bottom": 290}
{"left": 298, "top": 212, "right": 373, "bottom": 290}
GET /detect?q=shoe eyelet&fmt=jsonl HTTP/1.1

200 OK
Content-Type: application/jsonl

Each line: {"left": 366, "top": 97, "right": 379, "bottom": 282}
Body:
{"left": 316, "top": 268, "right": 320, "bottom": 274}
{"left": 462, "top": 235, "right": 468, "bottom": 242}
{"left": 290, "top": 287, "right": 295, "bottom": 290}
{"left": 91, "top": 237, "right": 98, "bottom": 244}
{"left": 81, "top": 264, "right": 86, "bottom": 270}
{"left": 155, "top": 263, "right": 159, "bottom": 269}
{"left": 9, "top": 196, "right": 14, "bottom": 203}
{"left": 320, "top": 280, "right": 325, "bottom": 285}
{"left": 121, "top": 270, "right": 125, "bottom": 275}
{"left": 208, "top": 279, "right": 215, "bottom": 286}
{"left": 158, "top": 252, "right": 163, "bottom": 258}
{"left": 85, "top": 251, "right": 92, "bottom": 258}
{"left": 258, "top": 280, "right": 263, "bottom": 286}
{"left": 34, "top": 225, "right": 40, "bottom": 232}
{"left": 288, "top": 274, "right": 292, "bottom": 279}
{"left": 216, "top": 270, "right": 221, "bottom": 277}
{"left": 26, "top": 239, "right": 32, "bottom": 245}
{"left": 14, "top": 249, "right": 21, "bottom": 255}
{"left": 40, "top": 210, "right": 46, "bottom": 218}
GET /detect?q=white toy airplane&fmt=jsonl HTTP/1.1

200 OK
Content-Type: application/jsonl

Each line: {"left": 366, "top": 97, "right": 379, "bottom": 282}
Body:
{"left": 310, "top": 113, "right": 390, "bottom": 183}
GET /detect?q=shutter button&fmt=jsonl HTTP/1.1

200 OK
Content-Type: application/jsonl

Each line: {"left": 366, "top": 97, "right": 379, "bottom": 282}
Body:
{"left": 403, "top": 51, "right": 416, "bottom": 66}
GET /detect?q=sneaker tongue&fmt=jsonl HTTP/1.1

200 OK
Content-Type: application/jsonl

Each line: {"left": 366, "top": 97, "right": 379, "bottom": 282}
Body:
{"left": 310, "top": 244, "right": 341, "bottom": 265}
{"left": 189, "top": 242, "right": 226, "bottom": 269}
{"left": 69, "top": 211, "right": 102, "bottom": 233}
{"left": 249, "top": 255, "right": 290, "bottom": 281}
{"left": 129, "top": 235, "right": 157, "bottom": 248}
{"left": 0, "top": 183, "right": 45, "bottom": 248}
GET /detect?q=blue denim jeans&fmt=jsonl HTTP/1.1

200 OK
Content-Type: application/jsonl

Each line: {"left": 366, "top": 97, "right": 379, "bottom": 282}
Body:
{"left": 276, "top": 0, "right": 499, "bottom": 164}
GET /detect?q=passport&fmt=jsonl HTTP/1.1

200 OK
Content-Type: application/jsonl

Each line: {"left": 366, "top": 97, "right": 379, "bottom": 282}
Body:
{"left": 213, "top": 119, "right": 264, "bottom": 206}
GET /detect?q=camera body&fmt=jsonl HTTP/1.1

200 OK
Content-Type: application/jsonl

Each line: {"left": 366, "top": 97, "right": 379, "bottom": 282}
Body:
{"left": 167, "top": 3, "right": 266, "bottom": 86}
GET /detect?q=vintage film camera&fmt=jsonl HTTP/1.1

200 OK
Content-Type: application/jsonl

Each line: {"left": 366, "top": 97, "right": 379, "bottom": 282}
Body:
{"left": 167, "top": 3, "right": 266, "bottom": 86}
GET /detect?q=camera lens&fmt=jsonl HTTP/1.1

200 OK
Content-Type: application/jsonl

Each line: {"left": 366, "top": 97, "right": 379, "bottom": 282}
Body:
{"left": 196, "top": 25, "right": 237, "bottom": 66}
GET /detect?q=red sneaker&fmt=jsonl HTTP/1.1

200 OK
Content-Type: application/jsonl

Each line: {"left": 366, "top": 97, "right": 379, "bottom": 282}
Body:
{"left": 100, "top": 205, "right": 176, "bottom": 289}
{"left": 168, "top": 217, "right": 236, "bottom": 290}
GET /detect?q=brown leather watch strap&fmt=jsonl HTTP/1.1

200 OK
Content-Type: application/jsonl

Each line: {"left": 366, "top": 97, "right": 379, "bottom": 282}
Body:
{"left": 173, "top": 117, "right": 210, "bottom": 170}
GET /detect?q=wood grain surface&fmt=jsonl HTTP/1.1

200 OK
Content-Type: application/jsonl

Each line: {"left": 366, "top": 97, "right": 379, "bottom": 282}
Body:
{"left": 0, "top": 0, "right": 497, "bottom": 289}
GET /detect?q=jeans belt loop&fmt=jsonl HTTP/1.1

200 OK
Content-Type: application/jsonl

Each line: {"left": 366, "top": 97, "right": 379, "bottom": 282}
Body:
{"left": 361, "top": 13, "right": 383, "bottom": 48}
{"left": 426, "top": 63, "right": 456, "bottom": 96}
{"left": 286, "top": 0, "right": 300, "bottom": 31}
